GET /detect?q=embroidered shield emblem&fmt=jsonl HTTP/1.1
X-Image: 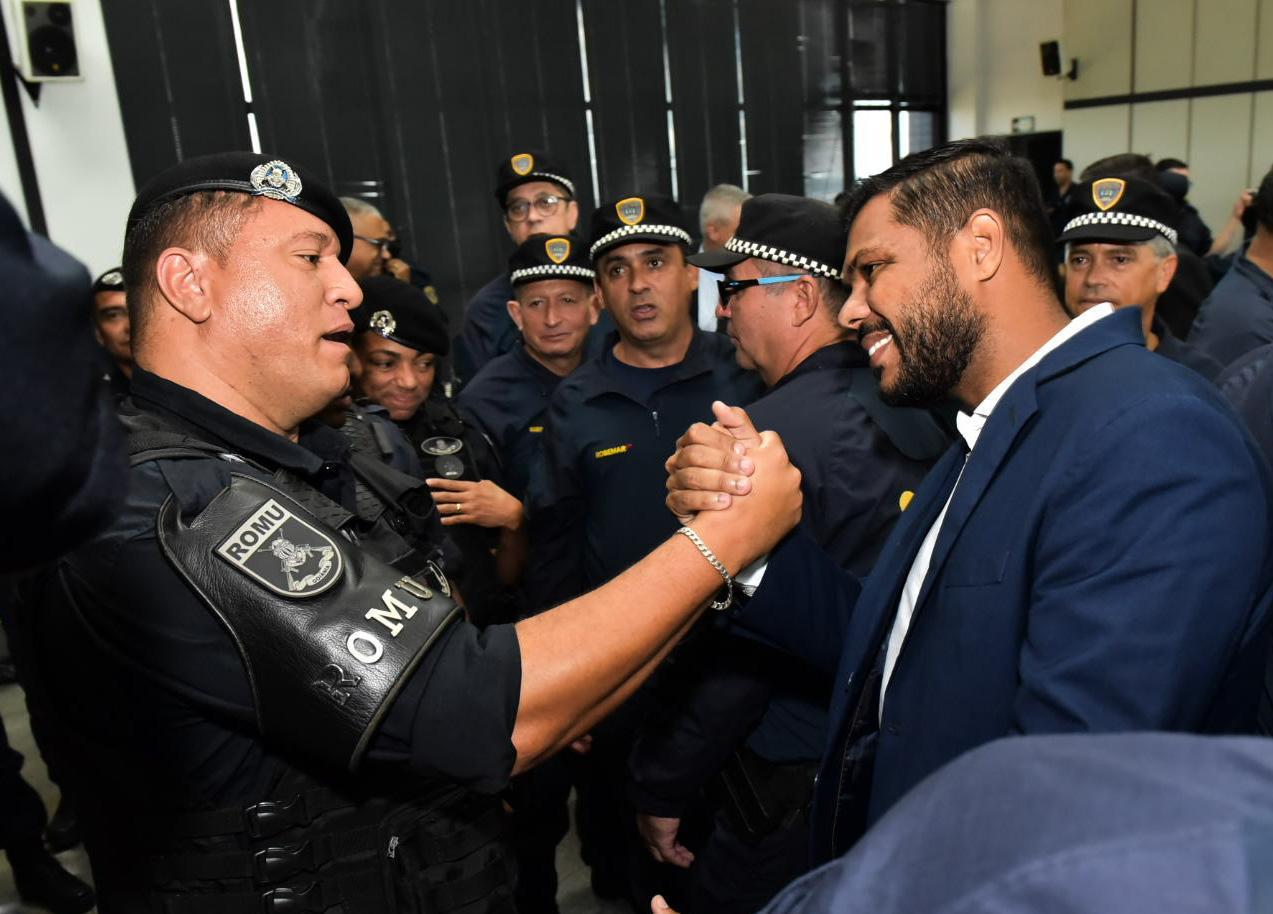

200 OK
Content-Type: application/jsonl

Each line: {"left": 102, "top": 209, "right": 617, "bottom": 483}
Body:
{"left": 545, "top": 237, "right": 571, "bottom": 263}
{"left": 369, "top": 309, "right": 396, "bottom": 336}
{"left": 511, "top": 153, "right": 535, "bottom": 176}
{"left": 216, "top": 498, "right": 343, "bottom": 598}
{"left": 1092, "top": 178, "right": 1126, "bottom": 212}
{"left": 249, "top": 159, "right": 303, "bottom": 203}
{"left": 421, "top": 436, "right": 464, "bottom": 456}
{"left": 616, "top": 197, "right": 645, "bottom": 226}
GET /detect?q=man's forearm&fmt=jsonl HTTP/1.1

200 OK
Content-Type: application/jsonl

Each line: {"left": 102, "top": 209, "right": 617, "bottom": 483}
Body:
{"left": 510, "top": 533, "right": 722, "bottom": 772}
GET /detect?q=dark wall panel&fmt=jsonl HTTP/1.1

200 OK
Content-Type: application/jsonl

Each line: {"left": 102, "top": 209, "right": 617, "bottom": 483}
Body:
{"left": 667, "top": 0, "right": 743, "bottom": 209}
{"left": 739, "top": 0, "right": 804, "bottom": 195}
{"left": 583, "top": 0, "right": 672, "bottom": 198}
{"left": 101, "top": 0, "right": 250, "bottom": 187}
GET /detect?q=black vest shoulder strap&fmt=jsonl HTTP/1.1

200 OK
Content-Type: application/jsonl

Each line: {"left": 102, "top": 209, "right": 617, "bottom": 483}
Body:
{"left": 845, "top": 366, "right": 951, "bottom": 462}
{"left": 157, "top": 472, "right": 462, "bottom": 773}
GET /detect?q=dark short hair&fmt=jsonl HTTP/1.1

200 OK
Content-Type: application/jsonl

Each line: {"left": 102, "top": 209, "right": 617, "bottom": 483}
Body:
{"left": 843, "top": 137, "right": 1056, "bottom": 291}
{"left": 1253, "top": 166, "right": 1273, "bottom": 233}
{"left": 1056, "top": 158, "right": 1074, "bottom": 170}
{"left": 121, "top": 191, "right": 259, "bottom": 344}
{"left": 1156, "top": 157, "right": 1188, "bottom": 172}
{"left": 1081, "top": 153, "right": 1157, "bottom": 184}
{"left": 753, "top": 258, "right": 849, "bottom": 318}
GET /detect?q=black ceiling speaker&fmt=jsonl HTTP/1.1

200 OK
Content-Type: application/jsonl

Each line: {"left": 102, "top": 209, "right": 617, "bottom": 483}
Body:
{"left": 17, "top": 1, "right": 81, "bottom": 81}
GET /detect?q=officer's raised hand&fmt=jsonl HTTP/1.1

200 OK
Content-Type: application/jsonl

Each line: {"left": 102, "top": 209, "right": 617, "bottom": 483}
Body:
{"left": 665, "top": 400, "right": 767, "bottom": 521}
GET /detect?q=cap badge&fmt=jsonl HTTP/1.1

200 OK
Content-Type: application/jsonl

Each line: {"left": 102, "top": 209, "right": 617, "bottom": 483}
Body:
{"left": 249, "top": 159, "right": 303, "bottom": 203}
{"left": 545, "top": 237, "right": 571, "bottom": 264}
{"left": 1092, "top": 178, "right": 1126, "bottom": 212}
{"left": 100, "top": 269, "right": 124, "bottom": 286}
{"left": 369, "top": 309, "right": 396, "bottom": 336}
{"left": 616, "top": 197, "right": 645, "bottom": 226}
{"left": 511, "top": 153, "right": 535, "bottom": 176}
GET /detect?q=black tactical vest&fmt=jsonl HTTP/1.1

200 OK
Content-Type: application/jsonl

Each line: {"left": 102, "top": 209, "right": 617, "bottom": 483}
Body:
{"left": 34, "top": 412, "right": 516, "bottom": 914}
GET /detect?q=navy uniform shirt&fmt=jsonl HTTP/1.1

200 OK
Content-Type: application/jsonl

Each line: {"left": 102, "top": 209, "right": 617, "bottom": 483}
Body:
{"left": 630, "top": 342, "right": 941, "bottom": 814}
{"left": 1189, "top": 253, "right": 1273, "bottom": 367}
{"left": 1152, "top": 314, "right": 1223, "bottom": 382}
{"left": 526, "top": 329, "right": 763, "bottom": 610}
{"left": 455, "top": 273, "right": 518, "bottom": 386}
{"left": 458, "top": 344, "right": 563, "bottom": 500}
{"left": 26, "top": 368, "right": 521, "bottom": 812}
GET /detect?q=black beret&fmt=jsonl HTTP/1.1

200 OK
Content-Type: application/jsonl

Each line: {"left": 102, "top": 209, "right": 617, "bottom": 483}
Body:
{"left": 509, "top": 232, "right": 595, "bottom": 287}
{"left": 589, "top": 193, "right": 692, "bottom": 261}
{"left": 91, "top": 266, "right": 125, "bottom": 294}
{"left": 1057, "top": 176, "right": 1180, "bottom": 246}
{"left": 688, "top": 194, "right": 846, "bottom": 280}
{"left": 494, "top": 149, "right": 577, "bottom": 204}
{"left": 353, "top": 276, "right": 450, "bottom": 356}
{"left": 126, "top": 152, "right": 354, "bottom": 263}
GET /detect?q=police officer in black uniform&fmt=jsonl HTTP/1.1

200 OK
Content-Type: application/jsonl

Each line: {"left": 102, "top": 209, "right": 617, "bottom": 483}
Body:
{"left": 631, "top": 194, "right": 947, "bottom": 914}
{"left": 352, "top": 275, "right": 518, "bottom": 625}
{"left": 526, "top": 193, "right": 764, "bottom": 906}
{"left": 458, "top": 232, "right": 598, "bottom": 501}
{"left": 457, "top": 233, "right": 598, "bottom": 913}
{"left": 8, "top": 152, "right": 802, "bottom": 914}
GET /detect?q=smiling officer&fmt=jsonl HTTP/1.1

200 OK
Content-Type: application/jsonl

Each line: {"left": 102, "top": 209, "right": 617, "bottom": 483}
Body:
{"left": 11, "top": 152, "right": 801, "bottom": 914}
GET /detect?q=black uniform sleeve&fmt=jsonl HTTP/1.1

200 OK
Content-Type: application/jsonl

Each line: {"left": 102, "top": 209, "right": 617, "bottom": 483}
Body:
{"left": 524, "top": 391, "right": 588, "bottom": 611}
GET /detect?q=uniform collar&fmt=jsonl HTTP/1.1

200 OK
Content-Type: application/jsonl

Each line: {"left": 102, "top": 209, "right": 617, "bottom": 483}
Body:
{"left": 128, "top": 367, "right": 343, "bottom": 476}
{"left": 768, "top": 340, "right": 866, "bottom": 393}
{"left": 588, "top": 328, "right": 719, "bottom": 400}
{"left": 515, "top": 342, "right": 571, "bottom": 391}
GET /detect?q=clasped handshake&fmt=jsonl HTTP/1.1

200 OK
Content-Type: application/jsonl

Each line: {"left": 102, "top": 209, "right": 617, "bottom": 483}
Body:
{"left": 663, "top": 401, "right": 803, "bottom": 569}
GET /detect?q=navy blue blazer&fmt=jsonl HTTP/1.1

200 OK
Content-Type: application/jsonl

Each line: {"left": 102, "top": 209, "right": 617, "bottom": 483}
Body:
{"left": 738, "top": 307, "right": 1273, "bottom": 862}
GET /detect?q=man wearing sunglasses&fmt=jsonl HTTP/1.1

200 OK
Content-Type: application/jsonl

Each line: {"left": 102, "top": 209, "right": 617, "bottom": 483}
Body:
{"left": 455, "top": 149, "right": 581, "bottom": 384}
{"left": 629, "top": 194, "right": 946, "bottom": 913}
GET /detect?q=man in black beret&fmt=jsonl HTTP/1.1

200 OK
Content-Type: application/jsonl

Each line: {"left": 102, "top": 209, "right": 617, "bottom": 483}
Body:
{"left": 90, "top": 266, "right": 132, "bottom": 399}
{"left": 455, "top": 149, "right": 582, "bottom": 384}
{"left": 526, "top": 192, "right": 764, "bottom": 906}
{"left": 1060, "top": 175, "right": 1222, "bottom": 380}
{"left": 631, "top": 194, "right": 945, "bottom": 913}
{"left": 9, "top": 151, "right": 802, "bottom": 914}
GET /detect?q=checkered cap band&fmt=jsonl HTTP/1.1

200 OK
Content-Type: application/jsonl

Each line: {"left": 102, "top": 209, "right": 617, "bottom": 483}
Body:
{"left": 510, "top": 263, "right": 596, "bottom": 284}
{"left": 535, "top": 172, "right": 577, "bottom": 199}
{"left": 724, "top": 236, "right": 842, "bottom": 280}
{"left": 589, "top": 224, "right": 693, "bottom": 259}
{"left": 1062, "top": 211, "right": 1178, "bottom": 246}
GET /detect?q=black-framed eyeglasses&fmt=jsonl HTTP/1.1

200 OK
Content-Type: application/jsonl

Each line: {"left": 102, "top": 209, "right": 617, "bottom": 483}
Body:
{"left": 354, "top": 234, "right": 398, "bottom": 256}
{"left": 717, "top": 273, "right": 804, "bottom": 305}
{"left": 505, "top": 193, "right": 571, "bottom": 222}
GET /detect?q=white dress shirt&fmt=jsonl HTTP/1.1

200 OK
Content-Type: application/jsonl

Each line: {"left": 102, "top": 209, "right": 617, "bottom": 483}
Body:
{"left": 878, "top": 304, "right": 1115, "bottom": 715}
{"left": 697, "top": 267, "right": 723, "bottom": 332}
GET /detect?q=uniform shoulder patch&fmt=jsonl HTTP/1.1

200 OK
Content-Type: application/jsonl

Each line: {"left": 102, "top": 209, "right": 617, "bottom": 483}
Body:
{"left": 215, "top": 498, "right": 343, "bottom": 598}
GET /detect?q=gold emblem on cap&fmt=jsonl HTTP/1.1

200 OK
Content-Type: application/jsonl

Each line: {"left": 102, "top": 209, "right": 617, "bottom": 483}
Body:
{"left": 545, "top": 237, "right": 571, "bottom": 264}
{"left": 249, "top": 159, "right": 302, "bottom": 203}
{"left": 616, "top": 197, "right": 645, "bottom": 226}
{"left": 511, "top": 153, "right": 535, "bottom": 176}
{"left": 369, "top": 309, "right": 396, "bottom": 336}
{"left": 1092, "top": 178, "right": 1126, "bottom": 212}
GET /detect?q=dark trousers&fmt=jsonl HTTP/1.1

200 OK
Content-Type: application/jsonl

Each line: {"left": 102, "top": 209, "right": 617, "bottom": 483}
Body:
{"left": 0, "top": 712, "right": 48, "bottom": 854}
{"left": 692, "top": 810, "right": 811, "bottom": 914}
{"left": 509, "top": 752, "right": 575, "bottom": 914}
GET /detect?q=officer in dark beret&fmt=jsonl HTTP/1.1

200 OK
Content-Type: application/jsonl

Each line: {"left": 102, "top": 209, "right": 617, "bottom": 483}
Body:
{"left": 454, "top": 149, "right": 582, "bottom": 384}
{"left": 352, "top": 274, "right": 519, "bottom": 626}
{"left": 8, "top": 152, "right": 801, "bottom": 914}
{"left": 1059, "top": 175, "right": 1223, "bottom": 380}
{"left": 90, "top": 266, "right": 132, "bottom": 399}
{"left": 526, "top": 193, "right": 765, "bottom": 907}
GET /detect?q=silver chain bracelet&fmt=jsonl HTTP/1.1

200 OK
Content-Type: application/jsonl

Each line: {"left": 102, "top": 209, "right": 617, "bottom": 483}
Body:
{"left": 677, "top": 525, "right": 734, "bottom": 612}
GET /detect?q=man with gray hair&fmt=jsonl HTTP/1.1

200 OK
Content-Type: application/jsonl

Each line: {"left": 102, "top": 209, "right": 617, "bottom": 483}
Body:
{"left": 1060, "top": 175, "right": 1221, "bottom": 380}
{"left": 696, "top": 183, "right": 750, "bottom": 332}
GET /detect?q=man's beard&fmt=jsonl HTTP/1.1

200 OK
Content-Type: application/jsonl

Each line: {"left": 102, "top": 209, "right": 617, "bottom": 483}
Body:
{"left": 870, "top": 256, "right": 986, "bottom": 408}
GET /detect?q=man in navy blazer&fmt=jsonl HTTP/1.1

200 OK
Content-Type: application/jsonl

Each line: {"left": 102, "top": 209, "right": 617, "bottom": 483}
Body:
{"left": 665, "top": 138, "right": 1273, "bottom": 865}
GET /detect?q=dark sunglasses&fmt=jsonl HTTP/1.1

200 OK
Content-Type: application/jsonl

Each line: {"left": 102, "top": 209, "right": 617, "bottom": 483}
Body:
{"left": 717, "top": 273, "right": 804, "bottom": 305}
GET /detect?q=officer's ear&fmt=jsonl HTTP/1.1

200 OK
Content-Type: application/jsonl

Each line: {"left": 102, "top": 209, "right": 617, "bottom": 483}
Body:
{"left": 789, "top": 275, "right": 819, "bottom": 327}
{"left": 154, "top": 247, "right": 213, "bottom": 324}
{"left": 506, "top": 298, "right": 524, "bottom": 333}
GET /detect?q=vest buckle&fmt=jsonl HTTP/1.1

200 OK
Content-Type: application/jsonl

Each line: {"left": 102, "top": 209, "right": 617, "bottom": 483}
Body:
{"left": 246, "top": 795, "right": 309, "bottom": 839}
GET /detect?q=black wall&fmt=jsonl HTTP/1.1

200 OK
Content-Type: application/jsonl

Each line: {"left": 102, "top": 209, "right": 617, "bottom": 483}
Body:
{"left": 101, "top": 0, "right": 946, "bottom": 328}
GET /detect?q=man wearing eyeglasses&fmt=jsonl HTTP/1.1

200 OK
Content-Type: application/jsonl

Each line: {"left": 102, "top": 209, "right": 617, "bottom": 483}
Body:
{"left": 455, "top": 150, "right": 581, "bottom": 385}
{"left": 525, "top": 193, "right": 763, "bottom": 907}
{"left": 628, "top": 194, "right": 946, "bottom": 914}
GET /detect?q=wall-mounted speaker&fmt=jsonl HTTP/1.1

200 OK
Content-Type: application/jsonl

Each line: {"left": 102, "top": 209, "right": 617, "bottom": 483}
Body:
{"left": 1040, "top": 40, "right": 1062, "bottom": 77}
{"left": 15, "top": 0, "right": 81, "bottom": 82}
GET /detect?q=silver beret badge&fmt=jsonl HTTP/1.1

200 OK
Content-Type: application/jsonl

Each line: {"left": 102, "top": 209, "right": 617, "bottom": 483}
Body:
{"left": 369, "top": 309, "right": 396, "bottom": 336}
{"left": 249, "top": 159, "right": 303, "bottom": 203}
